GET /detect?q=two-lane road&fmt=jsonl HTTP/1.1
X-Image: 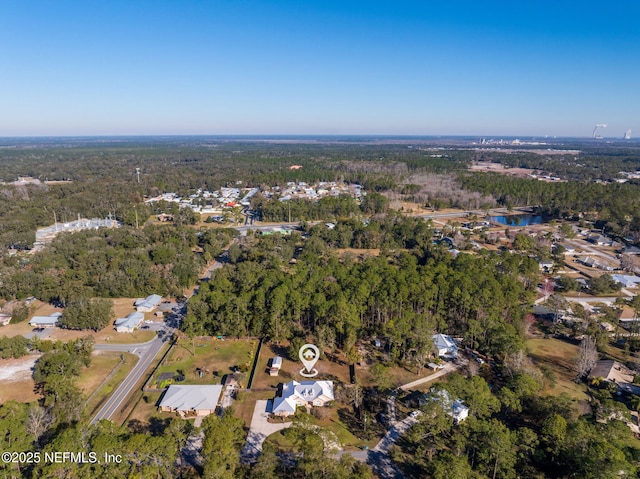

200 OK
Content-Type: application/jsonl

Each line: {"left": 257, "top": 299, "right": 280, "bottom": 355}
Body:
{"left": 90, "top": 328, "right": 173, "bottom": 425}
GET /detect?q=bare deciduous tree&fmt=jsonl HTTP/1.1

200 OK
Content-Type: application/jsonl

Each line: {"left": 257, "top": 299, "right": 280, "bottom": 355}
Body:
{"left": 575, "top": 335, "right": 598, "bottom": 380}
{"left": 26, "top": 405, "right": 53, "bottom": 443}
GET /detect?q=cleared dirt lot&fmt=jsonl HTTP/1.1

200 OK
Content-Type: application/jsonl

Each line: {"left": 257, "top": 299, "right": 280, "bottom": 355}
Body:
{"left": 0, "top": 355, "right": 41, "bottom": 403}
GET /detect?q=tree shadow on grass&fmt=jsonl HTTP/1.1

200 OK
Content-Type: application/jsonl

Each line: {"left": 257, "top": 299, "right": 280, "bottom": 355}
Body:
{"left": 127, "top": 416, "right": 172, "bottom": 436}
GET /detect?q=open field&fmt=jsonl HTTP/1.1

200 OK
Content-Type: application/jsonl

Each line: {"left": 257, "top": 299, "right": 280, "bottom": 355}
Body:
{"left": 77, "top": 351, "right": 125, "bottom": 395}
{"left": 152, "top": 338, "right": 258, "bottom": 388}
{"left": 0, "top": 320, "right": 34, "bottom": 339}
{"left": 527, "top": 338, "right": 589, "bottom": 401}
{"left": 126, "top": 391, "right": 165, "bottom": 429}
{"left": 79, "top": 351, "right": 138, "bottom": 416}
{"left": 335, "top": 248, "right": 381, "bottom": 259}
{"left": 470, "top": 161, "right": 539, "bottom": 177}
{"left": 0, "top": 355, "right": 41, "bottom": 403}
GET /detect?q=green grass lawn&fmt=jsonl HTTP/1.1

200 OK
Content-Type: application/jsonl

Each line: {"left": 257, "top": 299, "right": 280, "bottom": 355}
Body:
{"left": 154, "top": 338, "right": 258, "bottom": 387}
{"left": 126, "top": 391, "right": 165, "bottom": 426}
{"left": 263, "top": 407, "right": 377, "bottom": 452}
{"left": 527, "top": 338, "right": 589, "bottom": 401}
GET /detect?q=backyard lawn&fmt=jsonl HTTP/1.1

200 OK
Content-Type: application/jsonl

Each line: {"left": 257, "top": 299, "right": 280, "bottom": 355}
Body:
{"left": 252, "top": 341, "right": 351, "bottom": 390}
{"left": 152, "top": 338, "right": 259, "bottom": 388}
{"left": 527, "top": 338, "right": 589, "bottom": 401}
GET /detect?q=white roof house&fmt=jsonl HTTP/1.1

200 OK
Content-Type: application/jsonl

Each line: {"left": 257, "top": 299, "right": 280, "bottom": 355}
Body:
{"left": 272, "top": 380, "right": 334, "bottom": 417}
{"left": 29, "top": 312, "right": 62, "bottom": 328}
{"left": 427, "top": 389, "right": 469, "bottom": 424}
{"left": 0, "top": 313, "right": 12, "bottom": 326}
{"left": 134, "top": 294, "right": 163, "bottom": 312}
{"left": 159, "top": 384, "right": 223, "bottom": 417}
{"left": 432, "top": 334, "right": 458, "bottom": 359}
{"left": 114, "top": 312, "right": 145, "bottom": 333}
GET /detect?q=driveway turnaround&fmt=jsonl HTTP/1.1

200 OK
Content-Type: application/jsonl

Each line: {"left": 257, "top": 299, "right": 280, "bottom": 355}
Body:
{"left": 240, "top": 400, "right": 292, "bottom": 464}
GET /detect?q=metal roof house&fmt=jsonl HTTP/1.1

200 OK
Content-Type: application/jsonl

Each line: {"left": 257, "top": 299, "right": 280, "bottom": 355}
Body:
{"left": 134, "top": 294, "right": 163, "bottom": 312}
{"left": 612, "top": 274, "right": 640, "bottom": 288}
{"left": 114, "top": 312, "right": 145, "bottom": 333}
{"left": 159, "top": 384, "right": 223, "bottom": 417}
{"left": 29, "top": 312, "right": 62, "bottom": 328}
{"left": 425, "top": 388, "right": 470, "bottom": 424}
{"left": 432, "top": 334, "right": 458, "bottom": 359}
{"left": 272, "top": 380, "right": 334, "bottom": 417}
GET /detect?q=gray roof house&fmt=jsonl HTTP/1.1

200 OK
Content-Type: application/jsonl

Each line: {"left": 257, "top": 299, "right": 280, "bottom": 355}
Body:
{"left": 159, "top": 384, "right": 223, "bottom": 417}
{"left": 432, "top": 334, "right": 458, "bottom": 359}
{"left": 114, "top": 312, "right": 145, "bottom": 333}
{"left": 29, "top": 312, "right": 62, "bottom": 328}
{"left": 134, "top": 294, "right": 163, "bottom": 312}
{"left": 611, "top": 274, "right": 640, "bottom": 288}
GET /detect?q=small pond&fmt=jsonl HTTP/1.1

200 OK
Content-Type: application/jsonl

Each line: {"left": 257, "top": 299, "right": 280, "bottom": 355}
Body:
{"left": 489, "top": 214, "right": 545, "bottom": 226}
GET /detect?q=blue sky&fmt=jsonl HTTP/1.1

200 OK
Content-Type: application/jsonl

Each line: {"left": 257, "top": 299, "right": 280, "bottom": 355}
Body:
{"left": 1, "top": 1, "right": 638, "bottom": 137}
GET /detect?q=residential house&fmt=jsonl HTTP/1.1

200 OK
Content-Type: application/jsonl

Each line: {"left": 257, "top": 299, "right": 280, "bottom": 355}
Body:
{"left": 588, "top": 360, "right": 634, "bottom": 385}
{"left": 538, "top": 259, "right": 554, "bottom": 272}
{"left": 588, "top": 235, "right": 613, "bottom": 247}
{"left": 134, "top": 294, "right": 163, "bottom": 312}
{"left": 432, "top": 334, "right": 458, "bottom": 359}
{"left": 159, "top": 384, "right": 223, "bottom": 417}
{"left": 29, "top": 312, "right": 62, "bottom": 328}
{"left": 611, "top": 274, "right": 640, "bottom": 288}
{"left": 577, "top": 256, "right": 596, "bottom": 267}
{"left": 114, "top": 312, "right": 145, "bottom": 333}
{"left": 619, "top": 307, "right": 639, "bottom": 325}
{"left": 621, "top": 246, "right": 640, "bottom": 256}
{"left": 272, "top": 380, "right": 334, "bottom": 417}
{"left": 0, "top": 313, "right": 11, "bottom": 326}
{"left": 424, "top": 389, "right": 470, "bottom": 424}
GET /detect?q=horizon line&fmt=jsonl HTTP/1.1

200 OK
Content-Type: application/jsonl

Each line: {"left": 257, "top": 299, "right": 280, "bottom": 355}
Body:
{"left": 0, "top": 134, "right": 634, "bottom": 140}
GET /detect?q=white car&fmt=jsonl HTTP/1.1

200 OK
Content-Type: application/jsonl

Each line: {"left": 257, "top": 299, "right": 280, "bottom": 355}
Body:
{"left": 409, "top": 411, "right": 422, "bottom": 418}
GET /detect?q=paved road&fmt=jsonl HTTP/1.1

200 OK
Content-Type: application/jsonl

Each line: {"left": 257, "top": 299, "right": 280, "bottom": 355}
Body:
{"left": 93, "top": 324, "right": 166, "bottom": 354}
{"left": 90, "top": 328, "right": 174, "bottom": 424}
{"left": 334, "top": 416, "right": 420, "bottom": 479}
{"left": 399, "top": 361, "right": 460, "bottom": 391}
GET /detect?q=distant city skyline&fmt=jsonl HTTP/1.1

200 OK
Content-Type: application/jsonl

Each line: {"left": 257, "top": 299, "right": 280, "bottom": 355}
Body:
{"left": 1, "top": 1, "right": 638, "bottom": 137}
